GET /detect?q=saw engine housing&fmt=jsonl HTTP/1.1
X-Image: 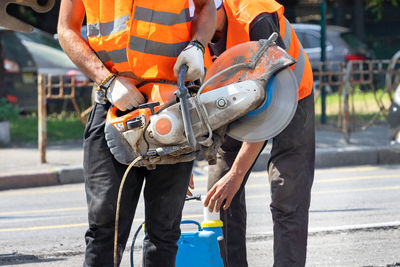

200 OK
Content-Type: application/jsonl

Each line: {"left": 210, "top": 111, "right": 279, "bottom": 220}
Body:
{"left": 105, "top": 35, "right": 297, "bottom": 168}
{"left": 105, "top": 79, "right": 266, "bottom": 166}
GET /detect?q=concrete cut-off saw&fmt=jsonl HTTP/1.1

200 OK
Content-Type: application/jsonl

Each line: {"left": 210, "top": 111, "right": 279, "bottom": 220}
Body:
{"left": 104, "top": 33, "right": 299, "bottom": 169}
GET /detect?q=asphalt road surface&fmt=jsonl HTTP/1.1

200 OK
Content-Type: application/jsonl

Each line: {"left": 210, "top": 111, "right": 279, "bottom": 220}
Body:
{"left": 1, "top": 164, "right": 400, "bottom": 266}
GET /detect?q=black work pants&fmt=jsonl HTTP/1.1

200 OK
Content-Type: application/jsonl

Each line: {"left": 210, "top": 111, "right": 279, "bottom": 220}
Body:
{"left": 208, "top": 93, "right": 315, "bottom": 267}
{"left": 83, "top": 103, "right": 193, "bottom": 267}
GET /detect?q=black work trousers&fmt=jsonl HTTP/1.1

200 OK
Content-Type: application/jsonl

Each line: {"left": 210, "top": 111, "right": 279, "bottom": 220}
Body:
{"left": 83, "top": 103, "right": 193, "bottom": 267}
{"left": 208, "top": 93, "right": 315, "bottom": 267}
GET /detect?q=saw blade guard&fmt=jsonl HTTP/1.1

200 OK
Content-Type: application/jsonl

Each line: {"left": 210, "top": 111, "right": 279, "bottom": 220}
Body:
{"left": 202, "top": 39, "right": 296, "bottom": 93}
{"left": 227, "top": 68, "right": 299, "bottom": 142}
{"left": 202, "top": 38, "right": 299, "bottom": 142}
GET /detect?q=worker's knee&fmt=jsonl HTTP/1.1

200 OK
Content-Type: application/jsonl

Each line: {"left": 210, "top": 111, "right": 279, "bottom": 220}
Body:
{"left": 270, "top": 176, "right": 297, "bottom": 212}
{"left": 270, "top": 184, "right": 311, "bottom": 226}
{"left": 146, "top": 220, "right": 181, "bottom": 243}
{"left": 88, "top": 197, "right": 115, "bottom": 226}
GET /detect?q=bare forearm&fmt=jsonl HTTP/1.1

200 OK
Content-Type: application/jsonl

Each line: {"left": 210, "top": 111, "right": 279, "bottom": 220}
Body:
{"left": 192, "top": 0, "right": 216, "bottom": 46}
{"left": 204, "top": 141, "right": 265, "bottom": 212}
{"left": 58, "top": 0, "right": 110, "bottom": 84}
{"left": 58, "top": 30, "right": 110, "bottom": 85}
{"left": 230, "top": 142, "right": 265, "bottom": 180}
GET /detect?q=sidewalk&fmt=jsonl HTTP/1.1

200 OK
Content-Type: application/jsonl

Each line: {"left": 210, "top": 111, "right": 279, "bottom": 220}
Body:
{"left": 1, "top": 124, "right": 400, "bottom": 190}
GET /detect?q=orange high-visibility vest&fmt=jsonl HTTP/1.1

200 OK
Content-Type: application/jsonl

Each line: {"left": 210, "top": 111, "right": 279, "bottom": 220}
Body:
{"left": 222, "top": 0, "right": 313, "bottom": 100}
{"left": 82, "top": 0, "right": 192, "bottom": 82}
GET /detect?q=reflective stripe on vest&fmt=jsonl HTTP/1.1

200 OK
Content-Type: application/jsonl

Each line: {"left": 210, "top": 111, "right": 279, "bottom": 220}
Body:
{"left": 96, "top": 49, "right": 127, "bottom": 64}
{"left": 134, "top": 6, "right": 190, "bottom": 25}
{"left": 82, "top": 0, "right": 191, "bottom": 82}
{"left": 86, "top": 14, "right": 130, "bottom": 69}
{"left": 282, "top": 18, "right": 305, "bottom": 88}
{"left": 88, "top": 10, "right": 191, "bottom": 70}
{"left": 129, "top": 37, "right": 189, "bottom": 57}
{"left": 87, "top": 15, "right": 129, "bottom": 37}
{"left": 126, "top": 0, "right": 192, "bottom": 80}
{"left": 280, "top": 17, "right": 313, "bottom": 100}
{"left": 220, "top": 0, "right": 313, "bottom": 100}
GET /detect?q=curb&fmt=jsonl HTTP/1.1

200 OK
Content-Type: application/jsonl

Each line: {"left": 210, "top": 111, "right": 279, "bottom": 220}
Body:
{"left": 0, "top": 170, "right": 58, "bottom": 190}
{"left": 0, "top": 165, "right": 84, "bottom": 191}
{"left": 1, "top": 145, "right": 400, "bottom": 190}
{"left": 253, "top": 145, "right": 400, "bottom": 171}
{"left": 316, "top": 145, "right": 400, "bottom": 168}
{"left": 57, "top": 166, "right": 84, "bottom": 184}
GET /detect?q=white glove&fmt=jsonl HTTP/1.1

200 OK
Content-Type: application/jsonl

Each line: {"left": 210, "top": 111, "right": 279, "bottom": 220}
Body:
{"left": 106, "top": 76, "right": 145, "bottom": 111}
{"left": 174, "top": 42, "right": 204, "bottom": 81}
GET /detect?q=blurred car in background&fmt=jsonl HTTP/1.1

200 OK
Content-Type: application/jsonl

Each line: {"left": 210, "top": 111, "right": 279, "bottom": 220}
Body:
{"left": 0, "top": 27, "right": 91, "bottom": 112}
{"left": 0, "top": 28, "right": 37, "bottom": 111}
{"left": 292, "top": 24, "right": 375, "bottom": 92}
{"left": 292, "top": 24, "right": 375, "bottom": 67}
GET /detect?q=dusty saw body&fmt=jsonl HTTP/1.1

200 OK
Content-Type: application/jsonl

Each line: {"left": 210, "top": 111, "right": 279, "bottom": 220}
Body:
{"left": 105, "top": 35, "right": 298, "bottom": 168}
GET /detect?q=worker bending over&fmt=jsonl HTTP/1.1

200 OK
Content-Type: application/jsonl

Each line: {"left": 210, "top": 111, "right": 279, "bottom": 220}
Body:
{"left": 204, "top": 0, "right": 315, "bottom": 266}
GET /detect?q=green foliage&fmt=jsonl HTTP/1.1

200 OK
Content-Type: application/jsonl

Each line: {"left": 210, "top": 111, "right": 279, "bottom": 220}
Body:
{"left": 9, "top": 112, "right": 85, "bottom": 143}
{"left": 366, "top": 0, "right": 399, "bottom": 19}
{"left": 0, "top": 98, "right": 19, "bottom": 122}
{"left": 315, "top": 89, "right": 391, "bottom": 123}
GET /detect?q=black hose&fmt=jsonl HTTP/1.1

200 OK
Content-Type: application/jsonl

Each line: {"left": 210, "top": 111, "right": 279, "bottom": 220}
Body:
{"left": 129, "top": 195, "right": 201, "bottom": 267}
{"left": 130, "top": 222, "right": 145, "bottom": 267}
{"left": 113, "top": 156, "right": 143, "bottom": 267}
{"left": 217, "top": 236, "right": 228, "bottom": 267}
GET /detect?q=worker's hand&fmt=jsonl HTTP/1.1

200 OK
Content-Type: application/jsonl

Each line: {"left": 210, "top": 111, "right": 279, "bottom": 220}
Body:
{"left": 186, "top": 173, "right": 195, "bottom": 196}
{"left": 203, "top": 170, "right": 242, "bottom": 212}
{"left": 174, "top": 42, "right": 204, "bottom": 81}
{"left": 106, "top": 76, "right": 145, "bottom": 111}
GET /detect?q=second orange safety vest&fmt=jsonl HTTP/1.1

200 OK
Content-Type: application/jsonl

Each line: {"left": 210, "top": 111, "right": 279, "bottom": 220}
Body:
{"left": 82, "top": 0, "right": 192, "bottom": 82}
{"left": 221, "top": 0, "right": 313, "bottom": 100}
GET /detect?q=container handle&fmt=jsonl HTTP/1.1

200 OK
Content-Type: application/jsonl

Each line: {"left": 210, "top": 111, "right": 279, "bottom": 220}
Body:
{"left": 180, "top": 220, "right": 201, "bottom": 231}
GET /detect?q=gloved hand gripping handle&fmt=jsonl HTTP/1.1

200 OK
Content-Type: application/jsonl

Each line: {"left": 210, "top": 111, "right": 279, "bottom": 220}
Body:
{"left": 176, "top": 65, "right": 197, "bottom": 150}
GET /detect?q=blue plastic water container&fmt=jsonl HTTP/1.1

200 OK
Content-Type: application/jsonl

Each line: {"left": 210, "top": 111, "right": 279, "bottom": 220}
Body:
{"left": 176, "top": 220, "right": 224, "bottom": 267}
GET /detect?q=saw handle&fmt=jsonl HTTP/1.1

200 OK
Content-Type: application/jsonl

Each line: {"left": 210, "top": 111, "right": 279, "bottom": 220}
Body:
{"left": 139, "top": 102, "right": 160, "bottom": 115}
{"left": 176, "top": 64, "right": 196, "bottom": 150}
{"left": 178, "top": 64, "right": 188, "bottom": 88}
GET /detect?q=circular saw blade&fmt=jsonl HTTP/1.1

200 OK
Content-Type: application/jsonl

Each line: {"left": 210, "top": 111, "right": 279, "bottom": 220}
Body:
{"left": 226, "top": 68, "right": 299, "bottom": 142}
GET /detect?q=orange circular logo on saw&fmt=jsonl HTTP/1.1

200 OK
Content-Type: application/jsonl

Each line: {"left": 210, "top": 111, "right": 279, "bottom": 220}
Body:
{"left": 155, "top": 118, "right": 172, "bottom": 135}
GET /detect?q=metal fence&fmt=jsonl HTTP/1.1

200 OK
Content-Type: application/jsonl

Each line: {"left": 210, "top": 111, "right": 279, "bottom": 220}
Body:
{"left": 313, "top": 51, "right": 400, "bottom": 142}
{"left": 36, "top": 52, "right": 400, "bottom": 162}
{"left": 37, "top": 74, "right": 94, "bottom": 163}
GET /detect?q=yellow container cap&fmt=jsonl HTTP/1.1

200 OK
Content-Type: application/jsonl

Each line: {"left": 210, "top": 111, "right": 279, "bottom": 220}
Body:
{"left": 200, "top": 220, "right": 223, "bottom": 228}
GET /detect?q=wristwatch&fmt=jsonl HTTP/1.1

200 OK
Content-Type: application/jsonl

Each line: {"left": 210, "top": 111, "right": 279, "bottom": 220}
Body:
{"left": 95, "top": 73, "right": 118, "bottom": 104}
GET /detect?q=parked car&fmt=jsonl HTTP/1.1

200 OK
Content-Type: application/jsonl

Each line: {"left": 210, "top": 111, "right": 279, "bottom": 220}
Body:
{"left": 0, "top": 27, "right": 91, "bottom": 112}
{"left": 292, "top": 24, "right": 375, "bottom": 67}
{"left": 0, "top": 28, "right": 37, "bottom": 111}
{"left": 292, "top": 24, "right": 375, "bottom": 92}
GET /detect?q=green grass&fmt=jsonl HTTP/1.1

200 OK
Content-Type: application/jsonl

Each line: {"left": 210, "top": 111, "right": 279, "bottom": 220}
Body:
{"left": 10, "top": 112, "right": 85, "bottom": 143}
{"left": 315, "top": 113, "right": 387, "bottom": 124}
{"left": 315, "top": 89, "right": 392, "bottom": 123}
